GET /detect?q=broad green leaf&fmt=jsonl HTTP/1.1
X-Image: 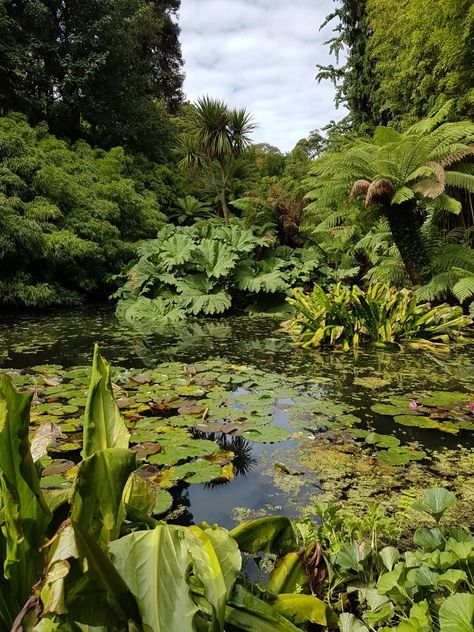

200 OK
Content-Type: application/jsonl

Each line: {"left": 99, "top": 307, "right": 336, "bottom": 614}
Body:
{"left": 273, "top": 593, "right": 336, "bottom": 626}
{"left": 339, "top": 613, "right": 369, "bottom": 632}
{"left": 72, "top": 523, "right": 139, "bottom": 624}
{"left": 225, "top": 585, "right": 301, "bottom": 632}
{"left": 230, "top": 516, "right": 297, "bottom": 556}
{"left": 187, "top": 526, "right": 233, "bottom": 630}
{"left": 396, "top": 600, "right": 431, "bottom": 632}
{"left": 412, "top": 488, "right": 456, "bottom": 522}
{"left": 199, "top": 523, "right": 241, "bottom": 598}
{"left": 335, "top": 542, "right": 372, "bottom": 570}
{"left": 0, "top": 375, "right": 51, "bottom": 607}
{"left": 267, "top": 552, "right": 308, "bottom": 594}
{"left": 406, "top": 565, "right": 438, "bottom": 587}
{"left": 176, "top": 274, "right": 232, "bottom": 316}
{"left": 379, "top": 546, "right": 400, "bottom": 571}
{"left": 413, "top": 527, "right": 444, "bottom": 551}
{"left": 110, "top": 526, "right": 198, "bottom": 632}
{"left": 438, "top": 569, "right": 468, "bottom": 591}
{"left": 439, "top": 593, "right": 474, "bottom": 632}
{"left": 82, "top": 345, "right": 130, "bottom": 459}
{"left": 71, "top": 448, "right": 135, "bottom": 546}
{"left": 193, "top": 239, "right": 238, "bottom": 278}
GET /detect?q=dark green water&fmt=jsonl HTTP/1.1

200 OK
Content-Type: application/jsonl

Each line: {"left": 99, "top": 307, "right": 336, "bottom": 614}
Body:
{"left": 1, "top": 306, "right": 473, "bottom": 527}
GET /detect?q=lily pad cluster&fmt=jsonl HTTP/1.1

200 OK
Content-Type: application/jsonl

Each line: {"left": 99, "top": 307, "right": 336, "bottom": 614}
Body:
{"left": 372, "top": 390, "right": 474, "bottom": 434}
{"left": 0, "top": 359, "right": 295, "bottom": 501}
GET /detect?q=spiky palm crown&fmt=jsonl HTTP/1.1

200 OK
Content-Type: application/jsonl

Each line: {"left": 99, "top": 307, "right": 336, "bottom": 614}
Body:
{"left": 306, "top": 102, "right": 474, "bottom": 220}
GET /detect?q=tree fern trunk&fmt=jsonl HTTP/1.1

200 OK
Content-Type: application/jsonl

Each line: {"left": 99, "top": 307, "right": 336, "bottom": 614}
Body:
{"left": 385, "top": 202, "right": 430, "bottom": 285}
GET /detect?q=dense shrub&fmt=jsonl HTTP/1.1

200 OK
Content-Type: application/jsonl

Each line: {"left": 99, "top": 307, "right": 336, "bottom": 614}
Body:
{"left": 114, "top": 220, "right": 336, "bottom": 324}
{"left": 0, "top": 114, "right": 166, "bottom": 308}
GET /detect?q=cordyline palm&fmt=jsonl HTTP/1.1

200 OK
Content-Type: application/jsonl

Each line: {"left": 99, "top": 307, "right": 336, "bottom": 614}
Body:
{"left": 306, "top": 103, "right": 474, "bottom": 284}
{"left": 178, "top": 96, "right": 255, "bottom": 224}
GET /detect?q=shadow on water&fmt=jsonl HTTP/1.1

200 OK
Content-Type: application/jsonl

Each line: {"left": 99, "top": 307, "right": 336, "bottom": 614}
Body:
{"left": 1, "top": 305, "right": 473, "bottom": 526}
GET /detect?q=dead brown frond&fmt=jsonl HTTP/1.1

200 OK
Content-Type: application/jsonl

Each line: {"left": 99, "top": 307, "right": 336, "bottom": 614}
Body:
{"left": 366, "top": 178, "right": 395, "bottom": 205}
{"left": 412, "top": 161, "right": 445, "bottom": 199}
{"left": 440, "top": 144, "right": 474, "bottom": 168}
{"left": 350, "top": 179, "right": 371, "bottom": 199}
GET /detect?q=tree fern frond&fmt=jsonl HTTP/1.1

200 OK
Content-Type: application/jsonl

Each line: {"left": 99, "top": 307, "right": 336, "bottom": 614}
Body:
{"left": 452, "top": 275, "right": 474, "bottom": 303}
{"left": 391, "top": 186, "right": 415, "bottom": 205}
{"left": 444, "top": 170, "right": 474, "bottom": 192}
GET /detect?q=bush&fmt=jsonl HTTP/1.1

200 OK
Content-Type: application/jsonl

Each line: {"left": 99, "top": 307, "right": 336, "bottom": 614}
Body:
{"left": 0, "top": 114, "right": 166, "bottom": 308}
{"left": 284, "top": 282, "right": 472, "bottom": 351}
{"left": 114, "top": 220, "right": 332, "bottom": 324}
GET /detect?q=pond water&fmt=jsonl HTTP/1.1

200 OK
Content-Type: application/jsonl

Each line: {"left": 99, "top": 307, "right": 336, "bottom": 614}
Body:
{"left": 1, "top": 306, "right": 473, "bottom": 529}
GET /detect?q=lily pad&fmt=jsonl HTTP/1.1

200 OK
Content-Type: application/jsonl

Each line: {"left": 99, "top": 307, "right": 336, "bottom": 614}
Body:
{"left": 172, "top": 460, "right": 222, "bottom": 484}
{"left": 242, "top": 426, "right": 291, "bottom": 444}
{"left": 365, "top": 433, "right": 401, "bottom": 449}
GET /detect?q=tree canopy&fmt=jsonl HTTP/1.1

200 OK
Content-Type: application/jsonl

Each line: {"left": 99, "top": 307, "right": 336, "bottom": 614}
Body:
{"left": 0, "top": 0, "right": 183, "bottom": 158}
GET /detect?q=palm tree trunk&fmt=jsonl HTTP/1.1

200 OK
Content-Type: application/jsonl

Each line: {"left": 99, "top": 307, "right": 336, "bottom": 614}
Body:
{"left": 220, "top": 190, "right": 230, "bottom": 225}
{"left": 385, "top": 202, "right": 430, "bottom": 285}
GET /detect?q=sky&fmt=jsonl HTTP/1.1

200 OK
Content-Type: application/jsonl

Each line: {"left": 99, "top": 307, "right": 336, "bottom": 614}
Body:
{"left": 178, "top": 0, "right": 346, "bottom": 153}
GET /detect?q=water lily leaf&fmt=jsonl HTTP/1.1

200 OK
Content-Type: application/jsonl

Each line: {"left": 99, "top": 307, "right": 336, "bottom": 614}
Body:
{"left": 438, "top": 593, "right": 474, "bottom": 632}
{"left": 371, "top": 403, "right": 407, "bottom": 416}
{"left": 148, "top": 438, "right": 219, "bottom": 466}
{"left": 418, "top": 391, "right": 469, "bottom": 407}
{"left": 394, "top": 415, "right": 458, "bottom": 433}
{"left": 377, "top": 447, "right": 426, "bottom": 466}
{"left": 172, "top": 460, "right": 221, "bottom": 484}
{"left": 153, "top": 490, "right": 173, "bottom": 516}
{"left": 176, "top": 385, "right": 205, "bottom": 397}
{"left": 242, "top": 426, "right": 290, "bottom": 443}
{"left": 365, "top": 433, "right": 400, "bottom": 449}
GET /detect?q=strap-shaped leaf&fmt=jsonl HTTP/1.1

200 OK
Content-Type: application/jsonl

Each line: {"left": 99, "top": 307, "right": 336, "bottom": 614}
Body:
{"left": 71, "top": 448, "right": 135, "bottom": 546}
{"left": 0, "top": 375, "right": 51, "bottom": 605}
{"left": 82, "top": 345, "right": 130, "bottom": 458}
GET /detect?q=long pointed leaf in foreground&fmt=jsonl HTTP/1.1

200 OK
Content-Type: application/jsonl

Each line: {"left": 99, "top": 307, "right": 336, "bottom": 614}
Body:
{"left": 71, "top": 448, "right": 135, "bottom": 546}
{"left": 230, "top": 516, "right": 298, "bottom": 555}
{"left": 0, "top": 375, "right": 51, "bottom": 607}
{"left": 109, "top": 526, "right": 198, "bottom": 632}
{"left": 82, "top": 345, "right": 130, "bottom": 458}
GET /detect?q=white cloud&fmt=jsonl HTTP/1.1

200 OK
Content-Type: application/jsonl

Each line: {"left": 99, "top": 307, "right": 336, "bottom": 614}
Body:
{"left": 178, "top": 0, "right": 347, "bottom": 152}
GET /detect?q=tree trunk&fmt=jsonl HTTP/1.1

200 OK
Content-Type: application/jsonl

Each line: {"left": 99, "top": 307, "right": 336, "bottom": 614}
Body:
{"left": 220, "top": 190, "right": 230, "bottom": 225}
{"left": 385, "top": 202, "right": 430, "bottom": 285}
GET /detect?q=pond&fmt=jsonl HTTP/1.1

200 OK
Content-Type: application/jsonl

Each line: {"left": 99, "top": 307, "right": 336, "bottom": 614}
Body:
{"left": 1, "top": 306, "right": 473, "bottom": 530}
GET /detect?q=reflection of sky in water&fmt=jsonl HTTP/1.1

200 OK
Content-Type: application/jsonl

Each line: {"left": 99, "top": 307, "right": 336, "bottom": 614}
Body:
{"left": 1, "top": 306, "right": 473, "bottom": 526}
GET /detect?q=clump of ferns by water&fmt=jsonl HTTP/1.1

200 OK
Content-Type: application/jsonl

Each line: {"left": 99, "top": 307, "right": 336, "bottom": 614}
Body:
{"left": 284, "top": 282, "right": 472, "bottom": 351}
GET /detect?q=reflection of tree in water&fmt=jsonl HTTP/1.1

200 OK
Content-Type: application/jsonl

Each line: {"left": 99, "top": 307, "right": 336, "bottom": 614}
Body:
{"left": 190, "top": 429, "right": 257, "bottom": 487}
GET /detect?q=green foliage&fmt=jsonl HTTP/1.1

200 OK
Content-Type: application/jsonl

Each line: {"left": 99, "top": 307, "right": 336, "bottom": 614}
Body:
{"left": 366, "top": 0, "right": 474, "bottom": 125}
{"left": 178, "top": 96, "right": 256, "bottom": 224}
{"left": 299, "top": 492, "right": 474, "bottom": 632}
{"left": 0, "top": 0, "right": 183, "bottom": 157}
{"left": 0, "top": 346, "right": 338, "bottom": 631}
{"left": 284, "top": 282, "right": 472, "bottom": 351}
{"left": 115, "top": 221, "right": 333, "bottom": 323}
{"left": 306, "top": 106, "right": 474, "bottom": 284}
{"left": 0, "top": 114, "right": 166, "bottom": 308}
